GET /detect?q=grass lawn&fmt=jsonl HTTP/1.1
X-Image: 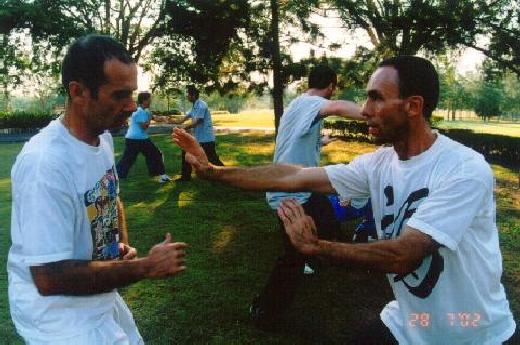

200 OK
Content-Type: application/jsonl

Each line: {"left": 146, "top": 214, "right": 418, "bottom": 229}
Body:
{"left": 436, "top": 120, "right": 520, "bottom": 138}
{"left": 1, "top": 133, "right": 519, "bottom": 344}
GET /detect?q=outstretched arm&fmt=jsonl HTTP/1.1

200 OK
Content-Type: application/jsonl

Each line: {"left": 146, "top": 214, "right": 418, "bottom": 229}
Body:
{"left": 30, "top": 233, "right": 187, "bottom": 296}
{"left": 172, "top": 128, "right": 335, "bottom": 193}
{"left": 279, "top": 199, "right": 438, "bottom": 275}
{"left": 319, "top": 100, "right": 364, "bottom": 121}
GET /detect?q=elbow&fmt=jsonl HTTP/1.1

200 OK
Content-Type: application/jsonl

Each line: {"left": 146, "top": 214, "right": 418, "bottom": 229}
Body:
{"left": 388, "top": 246, "right": 425, "bottom": 275}
{"left": 30, "top": 267, "right": 57, "bottom": 296}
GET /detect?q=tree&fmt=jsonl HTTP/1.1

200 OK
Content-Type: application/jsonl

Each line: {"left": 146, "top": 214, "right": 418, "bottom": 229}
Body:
{"left": 469, "top": 1, "right": 520, "bottom": 76}
{"left": 474, "top": 82, "right": 502, "bottom": 121}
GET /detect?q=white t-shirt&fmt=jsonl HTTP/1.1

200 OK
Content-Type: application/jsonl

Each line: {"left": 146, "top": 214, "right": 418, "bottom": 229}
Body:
{"left": 8, "top": 119, "right": 135, "bottom": 342}
{"left": 266, "top": 94, "right": 326, "bottom": 209}
{"left": 325, "top": 134, "right": 516, "bottom": 344}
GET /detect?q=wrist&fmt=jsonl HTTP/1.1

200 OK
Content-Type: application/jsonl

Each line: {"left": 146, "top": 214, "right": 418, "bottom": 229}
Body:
{"left": 134, "top": 257, "right": 151, "bottom": 279}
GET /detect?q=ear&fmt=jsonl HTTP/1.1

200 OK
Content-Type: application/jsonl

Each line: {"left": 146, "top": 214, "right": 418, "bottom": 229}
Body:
{"left": 68, "top": 81, "right": 88, "bottom": 103}
{"left": 406, "top": 96, "right": 424, "bottom": 118}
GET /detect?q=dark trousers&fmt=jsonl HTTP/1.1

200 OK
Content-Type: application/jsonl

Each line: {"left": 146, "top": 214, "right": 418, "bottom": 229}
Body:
{"left": 116, "top": 138, "right": 166, "bottom": 178}
{"left": 255, "top": 193, "right": 340, "bottom": 316}
{"left": 181, "top": 141, "right": 224, "bottom": 178}
{"left": 353, "top": 319, "right": 398, "bottom": 345}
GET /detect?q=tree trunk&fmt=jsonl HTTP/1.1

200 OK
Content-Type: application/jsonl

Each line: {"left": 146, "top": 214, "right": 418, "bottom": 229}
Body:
{"left": 270, "top": 0, "right": 283, "bottom": 137}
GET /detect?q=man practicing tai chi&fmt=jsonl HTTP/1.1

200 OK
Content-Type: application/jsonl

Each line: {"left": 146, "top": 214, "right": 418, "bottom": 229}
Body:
{"left": 116, "top": 91, "right": 172, "bottom": 183}
{"left": 8, "top": 35, "right": 187, "bottom": 344}
{"left": 173, "top": 56, "right": 516, "bottom": 344}
{"left": 246, "top": 64, "right": 363, "bottom": 328}
{"left": 173, "top": 85, "right": 223, "bottom": 181}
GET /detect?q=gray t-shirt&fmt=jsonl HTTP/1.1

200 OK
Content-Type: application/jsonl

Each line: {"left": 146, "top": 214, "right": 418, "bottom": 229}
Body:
{"left": 266, "top": 94, "right": 326, "bottom": 209}
{"left": 188, "top": 99, "right": 215, "bottom": 143}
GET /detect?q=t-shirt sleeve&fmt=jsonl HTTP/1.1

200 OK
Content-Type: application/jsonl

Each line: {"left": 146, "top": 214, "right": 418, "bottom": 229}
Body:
{"left": 324, "top": 154, "right": 371, "bottom": 200}
{"left": 298, "top": 97, "right": 327, "bottom": 135}
{"left": 190, "top": 101, "right": 206, "bottom": 119}
{"left": 133, "top": 109, "right": 148, "bottom": 124}
{"left": 13, "top": 154, "right": 77, "bottom": 265}
{"left": 406, "top": 162, "right": 492, "bottom": 251}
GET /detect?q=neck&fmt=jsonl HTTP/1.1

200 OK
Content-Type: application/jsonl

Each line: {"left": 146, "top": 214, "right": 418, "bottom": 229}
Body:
{"left": 393, "top": 123, "right": 437, "bottom": 160}
{"left": 306, "top": 88, "right": 328, "bottom": 98}
{"left": 62, "top": 111, "right": 100, "bottom": 146}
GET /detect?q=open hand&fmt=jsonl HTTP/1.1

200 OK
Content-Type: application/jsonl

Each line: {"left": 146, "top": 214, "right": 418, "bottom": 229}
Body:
{"left": 145, "top": 233, "right": 187, "bottom": 278}
{"left": 172, "top": 128, "right": 210, "bottom": 175}
{"left": 278, "top": 199, "right": 320, "bottom": 256}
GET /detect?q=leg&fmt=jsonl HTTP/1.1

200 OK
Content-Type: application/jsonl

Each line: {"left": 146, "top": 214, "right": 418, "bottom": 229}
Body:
{"left": 251, "top": 193, "right": 339, "bottom": 326}
{"left": 141, "top": 139, "right": 166, "bottom": 176}
{"left": 250, "top": 214, "right": 306, "bottom": 328}
{"left": 353, "top": 318, "right": 398, "bottom": 345}
{"left": 179, "top": 150, "right": 192, "bottom": 180}
{"left": 116, "top": 139, "right": 140, "bottom": 178}
{"left": 201, "top": 141, "right": 224, "bottom": 166}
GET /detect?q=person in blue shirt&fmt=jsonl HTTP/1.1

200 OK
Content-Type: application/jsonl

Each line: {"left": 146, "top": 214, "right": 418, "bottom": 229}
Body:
{"left": 116, "top": 92, "right": 171, "bottom": 183}
{"left": 173, "top": 85, "right": 223, "bottom": 181}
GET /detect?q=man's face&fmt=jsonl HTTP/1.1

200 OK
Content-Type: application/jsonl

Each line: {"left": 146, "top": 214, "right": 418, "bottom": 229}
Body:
{"left": 84, "top": 59, "right": 137, "bottom": 135}
{"left": 361, "top": 67, "right": 409, "bottom": 144}
{"left": 324, "top": 83, "right": 336, "bottom": 100}
{"left": 187, "top": 91, "right": 196, "bottom": 103}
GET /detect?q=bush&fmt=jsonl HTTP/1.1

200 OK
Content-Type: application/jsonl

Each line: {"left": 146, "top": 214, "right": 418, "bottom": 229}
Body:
{"left": 0, "top": 111, "right": 56, "bottom": 129}
{"left": 324, "top": 120, "right": 519, "bottom": 169}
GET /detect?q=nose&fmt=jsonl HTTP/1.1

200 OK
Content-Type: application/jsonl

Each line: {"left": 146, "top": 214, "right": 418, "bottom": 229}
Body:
{"left": 361, "top": 101, "right": 371, "bottom": 119}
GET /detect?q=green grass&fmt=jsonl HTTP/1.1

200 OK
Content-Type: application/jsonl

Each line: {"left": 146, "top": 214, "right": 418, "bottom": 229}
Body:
{"left": 1, "top": 134, "right": 519, "bottom": 344}
{"left": 436, "top": 120, "right": 520, "bottom": 138}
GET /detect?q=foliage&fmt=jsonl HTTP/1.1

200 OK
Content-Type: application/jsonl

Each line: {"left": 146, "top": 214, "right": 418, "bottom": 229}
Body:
{"left": 474, "top": 82, "right": 503, "bottom": 120}
{"left": 325, "top": 120, "right": 520, "bottom": 169}
{"left": 0, "top": 111, "right": 55, "bottom": 129}
{"left": 470, "top": 1, "right": 520, "bottom": 76}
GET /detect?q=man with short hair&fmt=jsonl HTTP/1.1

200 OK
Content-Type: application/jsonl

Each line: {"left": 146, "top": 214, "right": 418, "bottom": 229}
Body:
{"left": 173, "top": 85, "right": 223, "bottom": 181}
{"left": 116, "top": 91, "right": 171, "bottom": 183}
{"left": 248, "top": 64, "right": 363, "bottom": 327}
{"left": 8, "top": 34, "right": 187, "bottom": 344}
{"left": 173, "top": 56, "right": 516, "bottom": 343}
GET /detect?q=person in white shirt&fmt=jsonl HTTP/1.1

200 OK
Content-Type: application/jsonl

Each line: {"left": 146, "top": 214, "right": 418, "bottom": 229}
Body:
{"left": 172, "top": 55, "right": 516, "bottom": 344}
{"left": 8, "top": 34, "right": 187, "bottom": 345}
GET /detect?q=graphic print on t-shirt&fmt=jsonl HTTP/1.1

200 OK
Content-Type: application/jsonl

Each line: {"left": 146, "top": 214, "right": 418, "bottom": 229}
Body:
{"left": 84, "top": 167, "right": 120, "bottom": 260}
{"left": 381, "top": 185, "right": 445, "bottom": 298}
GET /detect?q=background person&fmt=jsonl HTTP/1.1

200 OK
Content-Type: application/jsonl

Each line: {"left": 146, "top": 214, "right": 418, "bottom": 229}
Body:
{"left": 116, "top": 91, "right": 171, "bottom": 183}
{"left": 8, "top": 34, "right": 187, "bottom": 345}
{"left": 173, "top": 55, "right": 516, "bottom": 344}
{"left": 173, "top": 85, "right": 223, "bottom": 182}
{"left": 249, "top": 64, "right": 364, "bottom": 329}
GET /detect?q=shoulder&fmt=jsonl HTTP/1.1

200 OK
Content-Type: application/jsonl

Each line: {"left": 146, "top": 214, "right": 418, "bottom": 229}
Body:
{"left": 195, "top": 99, "right": 208, "bottom": 109}
{"left": 434, "top": 135, "right": 492, "bottom": 184}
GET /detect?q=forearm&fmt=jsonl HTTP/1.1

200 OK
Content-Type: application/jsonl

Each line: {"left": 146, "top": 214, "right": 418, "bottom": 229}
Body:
{"left": 203, "top": 164, "right": 303, "bottom": 191}
{"left": 117, "top": 199, "right": 129, "bottom": 245}
{"left": 31, "top": 259, "right": 150, "bottom": 296}
{"left": 336, "top": 101, "right": 363, "bottom": 121}
{"left": 316, "top": 239, "right": 421, "bottom": 275}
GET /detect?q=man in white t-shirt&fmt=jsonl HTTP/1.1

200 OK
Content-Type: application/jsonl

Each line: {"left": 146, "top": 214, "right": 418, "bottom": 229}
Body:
{"left": 8, "top": 35, "right": 187, "bottom": 344}
{"left": 173, "top": 56, "right": 516, "bottom": 344}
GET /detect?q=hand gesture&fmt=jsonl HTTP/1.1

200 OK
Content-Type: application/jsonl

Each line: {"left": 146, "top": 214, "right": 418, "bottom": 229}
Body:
{"left": 145, "top": 233, "right": 187, "bottom": 279}
{"left": 172, "top": 128, "right": 210, "bottom": 175}
{"left": 119, "top": 243, "right": 138, "bottom": 260}
{"left": 278, "top": 199, "right": 320, "bottom": 256}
